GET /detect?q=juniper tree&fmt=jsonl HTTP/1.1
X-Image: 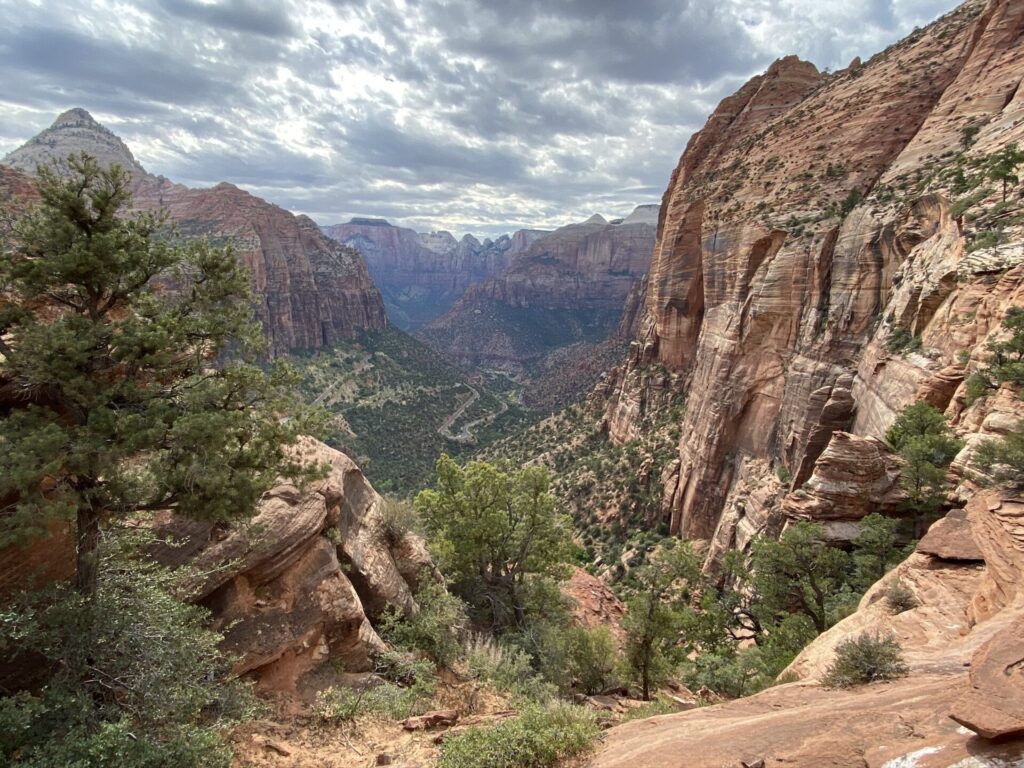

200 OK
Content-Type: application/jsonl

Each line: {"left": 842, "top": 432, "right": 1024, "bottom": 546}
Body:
{"left": 0, "top": 154, "right": 321, "bottom": 595}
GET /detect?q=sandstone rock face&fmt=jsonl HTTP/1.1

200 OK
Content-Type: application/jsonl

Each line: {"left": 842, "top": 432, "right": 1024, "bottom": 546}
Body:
{"left": 420, "top": 208, "right": 657, "bottom": 369}
{"left": 2, "top": 110, "right": 387, "bottom": 354}
{"left": 590, "top": 489, "right": 1024, "bottom": 767}
{"left": 602, "top": 0, "right": 1024, "bottom": 563}
{"left": 322, "top": 217, "right": 545, "bottom": 329}
{"left": 151, "top": 438, "right": 427, "bottom": 692}
{"left": 562, "top": 567, "right": 627, "bottom": 644}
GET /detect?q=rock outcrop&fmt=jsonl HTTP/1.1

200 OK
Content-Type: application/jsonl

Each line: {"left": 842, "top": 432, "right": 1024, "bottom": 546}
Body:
{"left": 322, "top": 218, "right": 545, "bottom": 329}
{"left": 2, "top": 109, "right": 387, "bottom": 354}
{"left": 590, "top": 489, "right": 1024, "bottom": 766}
{"left": 601, "top": 0, "right": 1024, "bottom": 566}
{"left": 150, "top": 438, "right": 427, "bottom": 692}
{"left": 420, "top": 207, "right": 657, "bottom": 369}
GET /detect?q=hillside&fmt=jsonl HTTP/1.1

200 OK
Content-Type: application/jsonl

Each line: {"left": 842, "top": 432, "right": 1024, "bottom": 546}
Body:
{"left": 322, "top": 218, "right": 546, "bottom": 329}
{"left": 419, "top": 207, "right": 658, "bottom": 371}
{"left": 593, "top": 0, "right": 1024, "bottom": 561}
{"left": 2, "top": 109, "right": 387, "bottom": 354}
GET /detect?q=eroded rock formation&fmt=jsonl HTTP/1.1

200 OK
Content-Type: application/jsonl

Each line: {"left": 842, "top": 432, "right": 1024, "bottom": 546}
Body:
{"left": 1, "top": 109, "right": 387, "bottom": 354}
{"left": 322, "top": 217, "right": 545, "bottom": 329}
{"left": 590, "top": 489, "right": 1024, "bottom": 766}
{"left": 150, "top": 438, "right": 428, "bottom": 693}
{"left": 601, "top": 0, "right": 1024, "bottom": 566}
{"left": 420, "top": 207, "right": 658, "bottom": 369}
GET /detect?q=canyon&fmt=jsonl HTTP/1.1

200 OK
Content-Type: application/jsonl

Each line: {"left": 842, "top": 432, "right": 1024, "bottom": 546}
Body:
{"left": 601, "top": 0, "right": 1024, "bottom": 562}
{"left": 420, "top": 205, "right": 658, "bottom": 370}
{"left": 1, "top": 109, "right": 387, "bottom": 354}
{"left": 321, "top": 217, "right": 546, "bottom": 329}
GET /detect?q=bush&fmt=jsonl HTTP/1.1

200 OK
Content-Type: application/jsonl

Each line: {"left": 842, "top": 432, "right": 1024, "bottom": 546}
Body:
{"left": 0, "top": 542, "right": 251, "bottom": 767}
{"left": 964, "top": 371, "right": 992, "bottom": 407}
{"left": 463, "top": 633, "right": 555, "bottom": 703}
{"left": 378, "top": 580, "right": 467, "bottom": 668}
{"left": 438, "top": 702, "right": 598, "bottom": 768}
{"left": 886, "top": 327, "right": 921, "bottom": 355}
{"left": 564, "top": 626, "right": 620, "bottom": 695}
{"left": 313, "top": 675, "right": 435, "bottom": 724}
{"left": 972, "top": 422, "right": 1024, "bottom": 487}
{"left": 885, "top": 580, "right": 918, "bottom": 614}
{"left": 821, "top": 632, "right": 909, "bottom": 688}
{"left": 380, "top": 497, "right": 422, "bottom": 545}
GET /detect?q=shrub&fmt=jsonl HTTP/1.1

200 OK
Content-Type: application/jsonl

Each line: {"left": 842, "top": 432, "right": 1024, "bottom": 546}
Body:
{"left": 463, "top": 633, "right": 555, "bottom": 703}
{"left": 380, "top": 497, "right": 422, "bottom": 545}
{"left": 438, "top": 702, "right": 598, "bottom": 768}
{"left": 886, "top": 327, "right": 922, "bottom": 354}
{"left": 885, "top": 580, "right": 918, "bottom": 614}
{"left": 564, "top": 626, "right": 620, "bottom": 695}
{"left": 313, "top": 675, "right": 435, "bottom": 725}
{"left": 0, "top": 542, "right": 252, "bottom": 767}
{"left": 821, "top": 632, "right": 909, "bottom": 688}
{"left": 964, "top": 371, "right": 992, "bottom": 407}
{"left": 972, "top": 421, "right": 1024, "bottom": 487}
{"left": 378, "top": 580, "right": 467, "bottom": 668}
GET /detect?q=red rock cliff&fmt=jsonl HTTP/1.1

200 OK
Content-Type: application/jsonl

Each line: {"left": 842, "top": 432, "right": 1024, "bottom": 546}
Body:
{"left": 604, "top": 0, "right": 1024, "bottom": 555}
{"left": 2, "top": 109, "right": 387, "bottom": 354}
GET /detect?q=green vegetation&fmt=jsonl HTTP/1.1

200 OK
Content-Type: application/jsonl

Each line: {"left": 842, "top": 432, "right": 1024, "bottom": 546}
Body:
{"left": 291, "top": 328, "right": 534, "bottom": 494}
{"left": 885, "top": 579, "right": 919, "bottom": 614}
{"left": 886, "top": 326, "right": 922, "bottom": 354}
{"left": 379, "top": 579, "right": 467, "bottom": 668}
{"left": 885, "top": 402, "right": 962, "bottom": 520}
{"left": 821, "top": 633, "right": 909, "bottom": 689}
{"left": 0, "top": 535, "right": 254, "bottom": 767}
{"left": 622, "top": 541, "right": 700, "bottom": 700}
{"left": 438, "top": 703, "right": 598, "bottom": 768}
{"left": 416, "top": 456, "right": 573, "bottom": 632}
{"left": 0, "top": 155, "right": 321, "bottom": 595}
{"left": 973, "top": 421, "right": 1024, "bottom": 487}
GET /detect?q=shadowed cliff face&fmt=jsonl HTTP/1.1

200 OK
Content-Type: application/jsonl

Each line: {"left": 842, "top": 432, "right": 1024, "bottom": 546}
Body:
{"left": 418, "top": 208, "right": 658, "bottom": 370}
{"left": 1, "top": 110, "right": 387, "bottom": 354}
{"left": 321, "top": 218, "right": 546, "bottom": 330}
{"left": 604, "top": 0, "right": 1024, "bottom": 555}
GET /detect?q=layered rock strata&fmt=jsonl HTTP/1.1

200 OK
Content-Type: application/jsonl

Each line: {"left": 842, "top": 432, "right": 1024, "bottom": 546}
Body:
{"left": 2, "top": 109, "right": 387, "bottom": 353}
{"left": 590, "top": 489, "right": 1024, "bottom": 766}
{"left": 150, "top": 438, "right": 430, "bottom": 692}
{"left": 421, "top": 208, "right": 658, "bottom": 369}
{"left": 322, "top": 217, "right": 546, "bottom": 329}
{"left": 601, "top": 0, "right": 1024, "bottom": 564}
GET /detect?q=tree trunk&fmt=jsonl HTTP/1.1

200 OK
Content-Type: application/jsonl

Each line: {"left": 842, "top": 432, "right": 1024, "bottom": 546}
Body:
{"left": 74, "top": 506, "right": 101, "bottom": 596}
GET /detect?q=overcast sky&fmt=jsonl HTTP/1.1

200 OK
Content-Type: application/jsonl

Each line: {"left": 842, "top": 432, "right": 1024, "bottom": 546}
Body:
{"left": 0, "top": 0, "right": 958, "bottom": 237}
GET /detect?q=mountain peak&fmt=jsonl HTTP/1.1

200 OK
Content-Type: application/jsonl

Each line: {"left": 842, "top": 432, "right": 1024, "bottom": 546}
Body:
{"left": 583, "top": 214, "right": 608, "bottom": 225}
{"left": 51, "top": 107, "right": 100, "bottom": 129}
{"left": 3, "top": 107, "right": 145, "bottom": 178}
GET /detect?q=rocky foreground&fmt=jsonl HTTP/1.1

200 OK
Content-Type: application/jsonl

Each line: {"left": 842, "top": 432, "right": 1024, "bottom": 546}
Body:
{"left": 592, "top": 490, "right": 1024, "bottom": 767}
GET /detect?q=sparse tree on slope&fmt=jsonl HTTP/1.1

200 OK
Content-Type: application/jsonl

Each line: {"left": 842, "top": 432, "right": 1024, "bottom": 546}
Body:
{"left": 0, "top": 154, "right": 322, "bottom": 595}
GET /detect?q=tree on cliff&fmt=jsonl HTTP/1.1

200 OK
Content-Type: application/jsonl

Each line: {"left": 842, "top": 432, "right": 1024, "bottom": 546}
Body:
{"left": 0, "top": 154, "right": 322, "bottom": 595}
{"left": 621, "top": 540, "right": 701, "bottom": 700}
{"left": 986, "top": 143, "right": 1024, "bottom": 203}
{"left": 415, "top": 455, "right": 573, "bottom": 631}
{"left": 885, "top": 402, "right": 961, "bottom": 522}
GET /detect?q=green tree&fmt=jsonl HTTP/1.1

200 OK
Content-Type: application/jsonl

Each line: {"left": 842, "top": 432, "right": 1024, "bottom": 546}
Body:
{"left": 0, "top": 533, "right": 253, "bottom": 766}
{"left": 985, "top": 306, "right": 1024, "bottom": 387}
{"left": 0, "top": 155, "right": 321, "bottom": 595}
{"left": 622, "top": 541, "right": 700, "bottom": 700}
{"left": 748, "top": 522, "right": 849, "bottom": 634}
{"left": 986, "top": 143, "right": 1024, "bottom": 202}
{"left": 973, "top": 419, "right": 1024, "bottom": 487}
{"left": 885, "top": 402, "right": 961, "bottom": 521}
{"left": 415, "top": 455, "right": 572, "bottom": 631}
{"left": 850, "top": 513, "right": 909, "bottom": 590}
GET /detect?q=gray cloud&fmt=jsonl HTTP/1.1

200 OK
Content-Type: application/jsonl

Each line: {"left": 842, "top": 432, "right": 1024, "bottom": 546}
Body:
{"left": 0, "top": 0, "right": 959, "bottom": 237}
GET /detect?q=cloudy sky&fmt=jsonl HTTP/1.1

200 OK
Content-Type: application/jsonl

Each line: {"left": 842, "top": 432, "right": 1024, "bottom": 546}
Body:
{"left": 0, "top": 0, "right": 958, "bottom": 237}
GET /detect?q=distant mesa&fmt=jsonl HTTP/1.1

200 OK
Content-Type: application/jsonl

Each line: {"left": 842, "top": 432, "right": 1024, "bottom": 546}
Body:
{"left": 348, "top": 217, "right": 392, "bottom": 227}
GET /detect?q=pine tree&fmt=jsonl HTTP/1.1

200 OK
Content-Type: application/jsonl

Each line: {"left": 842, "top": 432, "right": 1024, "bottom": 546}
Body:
{"left": 0, "top": 154, "right": 322, "bottom": 595}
